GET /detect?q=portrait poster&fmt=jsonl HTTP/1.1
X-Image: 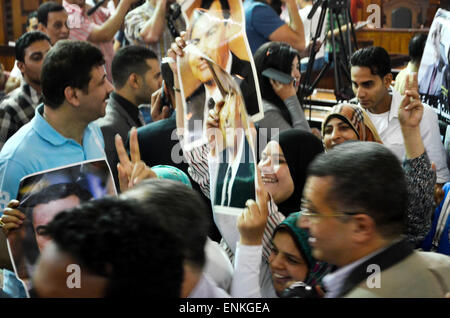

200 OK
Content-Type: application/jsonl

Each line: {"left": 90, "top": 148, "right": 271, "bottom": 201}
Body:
{"left": 199, "top": 59, "right": 258, "bottom": 255}
{"left": 178, "top": 0, "right": 263, "bottom": 150}
{"left": 418, "top": 9, "right": 450, "bottom": 123}
{"left": 7, "top": 159, "right": 116, "bottom": 297}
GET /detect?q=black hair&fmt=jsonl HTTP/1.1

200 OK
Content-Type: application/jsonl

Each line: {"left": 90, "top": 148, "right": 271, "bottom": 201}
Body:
{"left": 15, "top": 31, "right": 51, "bottom": 63}
{"left": 121, "top": 179, "right": 211, "bottom": 270}
{"left": 22, "top": 182, "right": 93, "bottom": 208}
{"left": 41, "top": 40, "right": 105, "bottom": 109}
{"left": 111, "top": 45, "right": 158, "bottom": 89}
{"left": 201, "top": 0, "right": 230, "bottom": 11}
{"left": 254, "top": 41, "right": 301, "bottom": 124}
{"left": 350, "top": 46, "right": 392, "bottom": 78}
{"left": 408, "top": 33, "right": 427, "bottom": 64}
{"left": 37, "top": 1, "right": 65, "bottom": 27}
{"left": 41, "top": 197, "right": 184, "bottom": 298}
{"left": 307, "top": 141, "right": 407, "bottom": 239}
{"left": 27, "top": 11, "right": 38, "bottom": 28}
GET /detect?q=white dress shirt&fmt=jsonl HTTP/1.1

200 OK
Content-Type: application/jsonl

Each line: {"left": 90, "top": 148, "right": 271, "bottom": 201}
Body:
{"left": 365, "top": 88, "right": 450, "bottom": 183}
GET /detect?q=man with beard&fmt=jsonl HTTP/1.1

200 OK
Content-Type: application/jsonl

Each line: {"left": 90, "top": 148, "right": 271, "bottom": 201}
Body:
{"left": 0, "top": 32, "right": 51, "bottom": 149}
{"left": 95, "top": 46, "right": 162, "bottom": 188}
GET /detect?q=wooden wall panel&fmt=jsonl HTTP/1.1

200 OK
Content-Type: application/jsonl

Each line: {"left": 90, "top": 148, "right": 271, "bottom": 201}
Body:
{"left": 356, "top": 28, "right": 428, "bottom": 55}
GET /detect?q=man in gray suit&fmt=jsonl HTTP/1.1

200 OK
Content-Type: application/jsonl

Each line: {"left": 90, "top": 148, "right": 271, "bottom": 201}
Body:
{"left": 95, "top": 46, "right": 162, "bottom": 188}
{"left": 299, "top": 139, "right": 450, "bottom": 297}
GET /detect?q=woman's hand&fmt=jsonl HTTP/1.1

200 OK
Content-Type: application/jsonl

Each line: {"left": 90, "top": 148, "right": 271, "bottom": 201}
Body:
{"left": 270, "top": 78, "right": 296, "bottom": 101}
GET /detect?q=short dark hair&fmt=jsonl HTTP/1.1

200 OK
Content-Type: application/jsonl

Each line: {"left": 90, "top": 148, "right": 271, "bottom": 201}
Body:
{"left": 111, "top": 45, "right": 157, "bottom": 89}
{"left": 42, "top": 197, "right": 184, "bottom": 298}
{"left": 409, "top": 33, "right": 427, "bottom": 64}
{"left": 26, "top": 11, "right": 38, "bottom": 28}
{"left": 41, "top": 40, "right": 105, "bottom": 109}
{"left": 307, "top": 141, "right": 407, "bottom": 239}
{"left": 350, "top": 46, "right": 392, "bottom": 78}
{"left": 22, "top": 182, "right": 93, "bottom": 208}
{"left": 121, "top": 179, "right": 210, "bottom": 270}
{"left": 37, "top": 1, "right": 65, "bottom": 27}
{"left": 15, "top": 31, "right": 51, "bottom": 63}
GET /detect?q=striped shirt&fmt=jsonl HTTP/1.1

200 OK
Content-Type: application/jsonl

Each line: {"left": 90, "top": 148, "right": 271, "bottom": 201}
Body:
{"left": 124, "top": 1, "right": 186, "bottom": 63}
{"left": 63, "top": 0, "right": 114, "bottom": 81}
{"left": 0, "top": 83, "right": 41, "bottom": 150}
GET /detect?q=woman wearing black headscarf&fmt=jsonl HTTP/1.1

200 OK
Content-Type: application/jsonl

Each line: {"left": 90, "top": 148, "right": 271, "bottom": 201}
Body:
{"left": 254, "top": 42, "right": 310, "bottom": 139}
{"left": 259, "top": 129, "right": 323, "bottom": 216}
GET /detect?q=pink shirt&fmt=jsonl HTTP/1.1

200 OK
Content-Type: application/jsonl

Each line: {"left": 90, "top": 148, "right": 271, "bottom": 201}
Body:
{"left": 63, "top": 0, "right": 114, "bottom": 81}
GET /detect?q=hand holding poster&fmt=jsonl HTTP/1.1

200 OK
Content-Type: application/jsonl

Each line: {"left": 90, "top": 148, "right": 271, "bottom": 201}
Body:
{"left": 6, "top": 159, "right": 116, "bottom": 296}
{"left": 178, "top": 0, "right": 262, "bottom": 150}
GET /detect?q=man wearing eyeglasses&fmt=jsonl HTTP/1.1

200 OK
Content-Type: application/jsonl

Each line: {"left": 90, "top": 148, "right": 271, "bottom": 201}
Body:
{"left": 299, "top": 138, "right": 450, "bottom": 297}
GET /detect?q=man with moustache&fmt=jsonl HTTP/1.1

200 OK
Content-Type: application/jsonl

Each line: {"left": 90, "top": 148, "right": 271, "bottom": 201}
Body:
{"left": 0, "top": 40, "right": 111, "bottom": 209}
{"left": 0, "top": 40, "right": 111, "bottom": 298}
{"left": 0, "top": 32, "right": 52, "bottom": 149}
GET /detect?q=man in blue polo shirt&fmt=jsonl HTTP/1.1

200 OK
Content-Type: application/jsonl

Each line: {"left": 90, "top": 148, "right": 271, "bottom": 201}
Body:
{"left": 0, "top": 40, "right": 111, "bottom": 208}
{"left": 244, "top": 0, "right": 306, "bottom": 54}
{"left": 0, "top": 40, "right": 112, "bottom": 298}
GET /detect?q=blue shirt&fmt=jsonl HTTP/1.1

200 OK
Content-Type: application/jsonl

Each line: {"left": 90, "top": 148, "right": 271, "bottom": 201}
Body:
{"left": 244, "top": 0, "right": 285, "bottom": 53}
{"left": 0, "top": 104, "right": 106, "bottom": 211}
{"left": 421, "top": 182, "right": 450, "bottom": 255}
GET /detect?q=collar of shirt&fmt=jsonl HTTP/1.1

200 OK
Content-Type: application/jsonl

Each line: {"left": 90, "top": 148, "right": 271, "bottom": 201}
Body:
{"left": 388, "top": 86, "right": 402, "bottom": 122}
{"left": 322, "top": 244, "right": 392, "bottom": 298}
{"left": 363, "top": 86, "right": 397, "bottom": 122}
{"left": 110, "top": 92, "right": 141, "bottom": 125}
{"left": 31, "top": 104, "right": 84, "bottom": 146}
{"left": 22, "top": 82, "right": 41, "bottom": 105}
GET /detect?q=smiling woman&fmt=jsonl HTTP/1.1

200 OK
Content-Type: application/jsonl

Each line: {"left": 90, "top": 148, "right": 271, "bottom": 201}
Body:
{"left": 258, "top": 129, "right": 323, "bottom": 217}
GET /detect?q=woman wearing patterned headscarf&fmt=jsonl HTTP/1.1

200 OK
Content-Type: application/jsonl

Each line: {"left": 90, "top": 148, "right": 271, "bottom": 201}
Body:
{"left": 232, "top": 211, "right": 332, "bottom": 297}
{"left": 322, "top": 103, "right": 382, "bottom": 150}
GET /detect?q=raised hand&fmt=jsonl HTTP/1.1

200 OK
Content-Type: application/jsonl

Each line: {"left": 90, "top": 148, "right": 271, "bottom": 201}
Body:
{"left": 398, "top": 73, "right": 423, "bottom": 129}
{"left": 115, "top": 127, "right": 156, "bottom": 192}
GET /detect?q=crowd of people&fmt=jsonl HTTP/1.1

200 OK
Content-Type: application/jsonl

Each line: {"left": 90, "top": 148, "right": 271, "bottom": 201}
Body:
{"left": 0, "top": 0, "right": 449, "bottom": 299}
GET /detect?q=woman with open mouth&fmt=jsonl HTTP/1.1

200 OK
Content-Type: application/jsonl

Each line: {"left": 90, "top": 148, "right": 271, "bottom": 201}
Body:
{"left": 259, "top": 129, "right": 323, "bottom": 217}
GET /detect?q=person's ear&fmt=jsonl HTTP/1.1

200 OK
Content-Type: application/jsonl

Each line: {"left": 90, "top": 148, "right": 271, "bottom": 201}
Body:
{"left": 350, "top": 214, "right": 375, "bottom": 244}
{"left": 64, "top": 86, "right": 81, "bottom": 107}
{"left": 128, "top": 73, "right": 140, "bottom": 89}
{"left": 17, "top": 61, "right": 26, "bottom": 74}
{"left": 384, "top": 73, "right": 393, "bottom": 89}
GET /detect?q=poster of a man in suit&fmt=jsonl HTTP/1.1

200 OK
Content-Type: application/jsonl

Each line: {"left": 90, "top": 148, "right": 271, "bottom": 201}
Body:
{"left": 202, "top": 60, "right": 259, "bottom": 254}
{"left": 7, "top": 159, "right": 116, "bottom": 297}
{"left": 418, "top": 9, "right": 450, "bottom": 121}
{"left": 178, "top": 0, "right": 262, "bottom": 150}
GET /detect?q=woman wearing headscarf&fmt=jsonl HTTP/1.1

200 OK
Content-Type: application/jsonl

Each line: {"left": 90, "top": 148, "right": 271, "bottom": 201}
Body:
{"left": 321, "top": 103, "right": 382, "bottom": 149}
{"left": 253, "top": 42, "right": 310, "bottom": 138}
{"left": 259, "top": 129, "right": 324, "bottom": 216}
{"left": 320, "top": 102, "right": 435, "bottom": 247}
{"left": 232, "top": 211, "right": 332, "bottom": 298}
